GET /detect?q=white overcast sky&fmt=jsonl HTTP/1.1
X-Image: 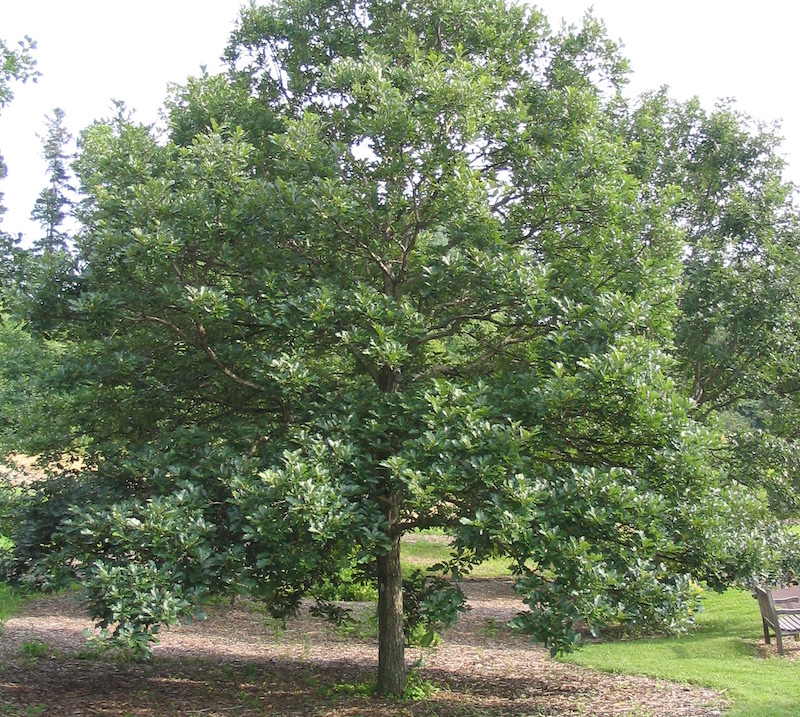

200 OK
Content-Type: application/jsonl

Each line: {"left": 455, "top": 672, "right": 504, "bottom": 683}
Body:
{"left": 1, "top": 1, "right": 799, "bottom": 242}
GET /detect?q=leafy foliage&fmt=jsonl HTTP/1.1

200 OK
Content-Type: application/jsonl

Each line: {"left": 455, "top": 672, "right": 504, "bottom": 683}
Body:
{"left": 0, "top": 36, "right": 38, "bottom": 112}
{"left": 402, "top": 569, "right": 467, "bottom": 647}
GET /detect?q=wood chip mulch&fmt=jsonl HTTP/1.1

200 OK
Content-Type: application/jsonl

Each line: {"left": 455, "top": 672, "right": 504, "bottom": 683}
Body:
{"left": 0, "top": 578, "right": 726, "bottom": 716}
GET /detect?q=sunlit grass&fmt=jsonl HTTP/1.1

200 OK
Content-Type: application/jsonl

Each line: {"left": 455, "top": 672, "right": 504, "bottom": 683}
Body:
{"left": 0, "top": 582, "right": 22, "bottom": 621}
{"left": 401, "top": 531, "right": 514, "bottom": 579}
{"left": 565, "top": 588, "right": 800, "bottom": 717}
{"left": 401, "top": 533, "right": 452, "bottom": 571}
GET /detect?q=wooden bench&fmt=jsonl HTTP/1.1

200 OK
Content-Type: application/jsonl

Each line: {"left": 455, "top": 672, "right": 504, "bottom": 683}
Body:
{"left": 755, "top": 585, "right": 800, "bottom": 655}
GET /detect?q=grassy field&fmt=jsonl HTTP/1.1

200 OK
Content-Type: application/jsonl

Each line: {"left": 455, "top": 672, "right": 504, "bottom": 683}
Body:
{"left": 565, "top": 588, "right": 800, "bottom": 717}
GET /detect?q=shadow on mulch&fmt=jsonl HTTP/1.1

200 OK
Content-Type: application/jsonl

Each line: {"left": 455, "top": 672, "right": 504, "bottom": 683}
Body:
{"left": 0, "top": 655, "right": 505, "bottom": 717}
{"left": 0, "top": 652, "right": 722, "bottom": 717}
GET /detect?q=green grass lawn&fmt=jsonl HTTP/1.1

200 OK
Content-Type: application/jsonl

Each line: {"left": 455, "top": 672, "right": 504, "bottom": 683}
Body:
{"left": 401, "top": 531, "right": 514, "bottom": 579}
{"left": 565, "top": 588, "right": 800, "bottom": 717}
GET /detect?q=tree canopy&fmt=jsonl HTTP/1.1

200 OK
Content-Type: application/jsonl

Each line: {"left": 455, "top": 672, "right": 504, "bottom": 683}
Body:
{"left": 3, "top": 0, "right": 798, "bottom": 697}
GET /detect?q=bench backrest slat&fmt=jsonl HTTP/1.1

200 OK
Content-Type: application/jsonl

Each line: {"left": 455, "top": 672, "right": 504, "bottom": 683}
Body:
{"left": 756, "top": 585, "right": 777, "bottom": 627}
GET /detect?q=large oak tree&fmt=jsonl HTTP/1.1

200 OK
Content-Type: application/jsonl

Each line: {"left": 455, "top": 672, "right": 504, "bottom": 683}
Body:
{"left": 4, "top": 0, "right": 791, "bottom": 696}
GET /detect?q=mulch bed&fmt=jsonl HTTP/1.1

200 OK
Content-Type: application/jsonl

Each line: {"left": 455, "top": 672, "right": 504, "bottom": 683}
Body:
{"left": 0, "top": 579, "right": 726, "bottom": 716}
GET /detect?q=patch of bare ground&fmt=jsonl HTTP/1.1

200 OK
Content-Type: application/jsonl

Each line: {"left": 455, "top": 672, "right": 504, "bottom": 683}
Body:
{"left": 0, "top": 453, "right": 86, "bottom": 486}
{"left": 0, "top": 579, "right": 725, "bottom": 716}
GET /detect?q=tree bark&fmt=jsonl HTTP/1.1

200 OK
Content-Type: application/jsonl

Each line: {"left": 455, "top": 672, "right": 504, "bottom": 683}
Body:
{"left": 374, "top": 366, "right": 405, "bottom": 696}
{"left": 375, "top": 509, "right": 405, "bottom": 696}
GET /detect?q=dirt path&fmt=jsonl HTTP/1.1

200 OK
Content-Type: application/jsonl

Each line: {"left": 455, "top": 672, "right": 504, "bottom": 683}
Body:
{"left": 0, "top": 579, "right": 725, "bottom": 716}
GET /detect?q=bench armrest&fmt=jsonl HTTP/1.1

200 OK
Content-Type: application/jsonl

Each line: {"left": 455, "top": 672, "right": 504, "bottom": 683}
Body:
{"left": 774, "top": 596, "right": 800, "bottom": 606}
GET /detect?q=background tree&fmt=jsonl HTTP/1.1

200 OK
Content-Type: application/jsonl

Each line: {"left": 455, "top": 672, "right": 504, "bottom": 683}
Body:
{"left": 30, "top": 107, "right": 74, "bottom": 254}
{"left": 0, "top": 36, "right": 38, "bottom": 295}
{"left": 3, "top": 0, "right": 793, "bottom": 698}
{"left": 0, "top": 36, "right": 42, "bottom": 449}
{"left": 625, "top": 92, "right": 800, "bottom": 515}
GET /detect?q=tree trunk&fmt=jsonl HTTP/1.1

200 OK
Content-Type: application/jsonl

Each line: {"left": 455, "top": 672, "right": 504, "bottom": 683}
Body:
{"left": 375, "top": 367, "right": 405, "bottom": 696}
{"left": 375, "top": 529, "right": 405, "bottom": 696}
